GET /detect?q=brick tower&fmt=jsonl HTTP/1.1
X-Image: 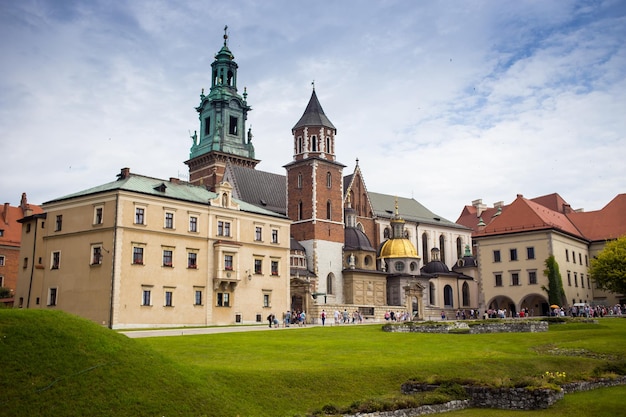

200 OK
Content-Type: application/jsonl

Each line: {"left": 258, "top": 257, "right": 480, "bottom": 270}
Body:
{"left": 284, "top": 87, "right": 346, "bottom": 302}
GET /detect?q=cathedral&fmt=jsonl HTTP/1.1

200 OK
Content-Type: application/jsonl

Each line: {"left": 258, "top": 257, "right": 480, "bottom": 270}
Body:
{"left": 189, "top": 30, "right": 478, "bottom": 322}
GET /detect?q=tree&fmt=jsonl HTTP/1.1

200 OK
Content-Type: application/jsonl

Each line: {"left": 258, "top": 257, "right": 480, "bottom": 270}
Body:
{"left": 588, "top": 236, "right": 626, "bottom": 295}
{"left": 543, "top": 255, "right": 566, "bottom": 306}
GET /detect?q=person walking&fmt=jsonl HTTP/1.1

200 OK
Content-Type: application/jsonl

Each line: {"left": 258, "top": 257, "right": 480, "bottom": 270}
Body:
{"left": 321, "top": 309, "right": 326, "bottom": 326}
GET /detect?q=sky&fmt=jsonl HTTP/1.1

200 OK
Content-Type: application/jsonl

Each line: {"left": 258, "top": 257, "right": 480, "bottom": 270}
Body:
{"left": 1, "top": 0, "right": 625, "bottom": 222}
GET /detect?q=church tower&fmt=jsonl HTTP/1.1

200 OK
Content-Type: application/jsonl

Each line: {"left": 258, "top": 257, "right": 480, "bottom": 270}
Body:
{"left": 285, "top": 88, "right": 346, "bottom": 302}
{"left": 185, "top": 27, "right": 258, "bottom": 190}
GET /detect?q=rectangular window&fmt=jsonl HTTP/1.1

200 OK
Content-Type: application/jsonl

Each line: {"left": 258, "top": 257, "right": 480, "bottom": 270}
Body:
{"left": 189, "top": 216, "right": 198, "bottom": 232}
{"left": 495, "top": 274, "right": 502, "bottom": 287}
{"left": 0, "top": 256, "right": 4, "bottom": 267}
{"left": 254, "top": 259, "right": 262, "bottom": 275}
{"left": 511, "top": 272, "right": 520, "bottom": 286}
{"left": 165, "top": 212, "right": 174, "bottom": 229}
{"left": 165, "top": 291, "right": 173, "bottom": 307}
{"left": 133, "top": 247, "right": 144, "bottom": 265}
{"left": 92, "top": 246, "right": 102, "bottom": 265}
{"left": 224, "top": 255, "right": 233, "bottom": 271}
{"left": 493, "top": 250, "right": 501, "bottom": 263}
{"left": 55, "top": 215, "right": 63, "bottom": 231}
{"left": 162, "top": 250, "right": 173, "bottom": 267}
{"left": 194, "top": 290, "right": 203, "bottom": 306}
{"left": 526, "top": 247, "right": 535, "bottom": 259}
{"left": 567, "top": 271, "right": 571, "bottom": 286}
{"left": 217, "top": 292, "right": 230, "bottom": 307}
{"left": 565, "top": 249, "right": 569, "bottom": 262}
{"left": 48, "top": 288, "right": 57, "bottom": 306}
{"left": 581, "top": 273, "right": 585, "bottom": 288}
{"left": 26, "top": 223, "right": 31, "bottom": 233}
{"left": 23, "top": 258, "right": 28, "bottom": 269}
{"left": 510, "top": 249, "right": 518, "bottom": 261}
{"left": 528, "top": 271, "right": 537, "bottom": 284}
{"left": 263, "top": 293, "right": 270, "bottom": 308}
{"left": 271, "top": 260, "right": 279, "bottom": 276}
{"left": 204, "top": 116, "right": 211, "bottom": 136}
{"left": 94, "top": 207, "right": 103, "bottom": 225}
{"left": 574, "top": 272, "right": 578, "bottom": 287}
{"left": 135, "top": 208, "right": 145, "bottom": 225}
{"left": 255, "top": 226, "right": 262, "bottom": 241}
{"left": 142, "top": 290, "right": 151, "bottom": 306}
{"left": 585, "top": 255, "right": 588, "bottom": 266}
{"left": 587, "top": 276, "right": 590, "bottom": 288}
{"left": 271, "top": 229, "right": 278, "bottom": 243}
{"left": 579, "top": 253, "right": 583, "bottom": 265}
{"left": 51, "top": 252, "right": 60, "bottom": 269}
{"left": 229, "top": 116, "right": 238, "bottom": 135}
{"left": 188, "top": 252, "right": 197, "bottom": 269}
{"left": 217, "top": 221, "right": 231, "bottom": 237}
{"left": 572, "top": 251, "right": 576, "bottom": 264}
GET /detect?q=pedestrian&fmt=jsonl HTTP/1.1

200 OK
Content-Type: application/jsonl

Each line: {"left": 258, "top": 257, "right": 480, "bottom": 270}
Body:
{"left": 267, "top": 313, "right": 273, "bottom": 328}
{"left": 441, "top": 310, "right": 446, "bottom": 320}
{"left": 321, "top": 309, "right": 326, "bottom": 326}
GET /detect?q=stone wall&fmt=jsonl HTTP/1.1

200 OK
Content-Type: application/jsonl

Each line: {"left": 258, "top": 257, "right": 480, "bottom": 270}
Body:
{"left": 382, "top": 320, "right": 548, "bottom": 334}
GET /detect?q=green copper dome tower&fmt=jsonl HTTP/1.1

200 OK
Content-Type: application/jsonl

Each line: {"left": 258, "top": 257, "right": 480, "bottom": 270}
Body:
{"left": 186, "top": 26, "right": 258, "bottom": 190}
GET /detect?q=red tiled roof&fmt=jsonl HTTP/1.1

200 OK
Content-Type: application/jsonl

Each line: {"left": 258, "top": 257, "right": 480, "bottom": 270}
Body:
{"left": 567, "top": 194, "right": 626, "bottom": 241}
{"left": 530, "top": 193, "right": 570, "bottom": 213}
{"left": 0, "top": 198, "right": 43, "bottom": 247}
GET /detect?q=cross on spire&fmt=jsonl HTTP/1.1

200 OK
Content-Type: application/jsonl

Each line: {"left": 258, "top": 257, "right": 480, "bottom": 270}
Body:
{"left": 223, "top": 25, "right": 229, "bottom": 45}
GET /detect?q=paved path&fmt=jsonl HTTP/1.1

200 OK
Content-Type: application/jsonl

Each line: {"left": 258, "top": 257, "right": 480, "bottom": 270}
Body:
{"left": 120, "top": 323, "right": 327, "bottom": 338}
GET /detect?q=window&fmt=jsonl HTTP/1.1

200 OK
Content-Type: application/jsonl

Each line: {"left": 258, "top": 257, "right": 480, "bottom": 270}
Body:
{"left": 493, "top": 250, "right": 501, "bottom": 263}
{"left": 23, "top": 258, "right": 28, "bottom": 269}
{"left": 135, "top": 208, "right": 145, "bottom": 225}
{"left": 439, "top": 235, "right": 446, "bottom": 264}
{"left": 565, "top": 249, "right": 569, "bottom": 262}
{"left": 581, "top": 273, "right": 585, "bottom": 288}
{"left": 0, "top": 276, "right": 3, "bottom": 287}
{"left": 229, "top": 116, "right": 238, "bottom": 135}
{"left": 92, "top": 246, "right": 102, "bottom": 265}
{"left": 587, "top": 276, "right": 590, "bottom": 288}
{"left": 327, "top": 273, "right": 334, "bottom": 295}
{"left": 48, "top": 288, "right": 57, "bottom": 306}
{"left": 526, "top": 247, "right": 535, "bottom": 259}
{"left": 189, "top": 216, "right": 198, "bottom": 232}
{"left": 255, "top": 226, "right": 262, "bottom": 241}
{"left": 443, "top": 285, "right": 453, "bottom": 307}
{"left": 162, "top": 250, "right": 173, "bottom": 267}
{"left": 217, "top": 292, "right": 230, "bottom": 307}
{"left": 133, "top": 247, "right": 144, "bottom": 265}
{"left": 254, "top": 259, "right": 262, "bottom": 275}
{"left": 495, "top": 273, "right": 503, "bottom": 287}
{"left": 585, "top": 255, "right": 588, "bottom": 266}
{"left": 0, "top": 256, "right": 4, "bottom": 267}
{"left": 297, "top": 137, "right": 303, "bottom": 154}
{"left": 55, "top": 215, "right": 63, "bottom": 231}
{"left": 271, "top": 229, "right": 278, "bottom": 243}
{"left": 94, "top": 207, "right": 103, "bottom": 225}
{"left": 217, "top": 221, "right": 231, "bottom": 237}
{"left": 142, "top": 289, "right": 151, "bottom": 306}
{"left": 326, "top": 172, "right": 332, "bottom": 188}
{"left": 572, "top": 251, "right": 576, "bottom": 264}
{"left": 325, "top": 136, "right": 331, "bottom": 153}
{"left": 51, "top": 251, "right": 60, "bottom": 270}
{"left": 579, "top": 253, "right": 583, "bottom": 265}
{"left": 194, "top": 290, "right": 203, "bottom": 306}
{"left": 462, "top": 282, "right": 470, "bottom": 306}
{"left": 26, "top": 224, "right": 31, "bottom": 233}
{"left": 567, "top": 271, "right": 571, "bottom": 286}
{"left": 510, "top": 248, "right": 518, "bottom": 261}
{"left": 204, "top": 116, "right": 211, "bottom": 136}
{"left": 263, "top": 293, "right": 270, "bottom": 308}
{"left": 422, "top": 232, "right": 429, "bottom": 263}
{"left": 511, "top": 272, "right": 520, "bottom": 286}
{"left": 224, "top": 255, "right": 233, "bottom": 271}
{"left": 326, "top": 200, "right": 331, "bottom": 220}
{"left": 528, "top": 271, "right": 537, "bottom": 284}
{"left": 0, "top": 229, "right": 3, "bottom": 237}
{"left": 188, "top": 252, "right": 197, "bottom": 269}
{"left": 297, "top": 173, "right": 302, "bottom": 189}
{"left": 574, "top": 272, "right": 578, "bottom": 287}
{"left": 456, "top": 237, "right": 462, "bottom": 260}
{"left": 271, "top": 260, "right": 279, "bottom": 276}
{"left": 298, "top": 201, "right": 303, "bottom": 220}
{"left": 311, "top": 135, "right": 317, "bottom": 151}
{"left": 165, "top": 291, "right": 173, "bottom": 307}
{"left": 164, "top": 212, "right": 174, "bottom": 229}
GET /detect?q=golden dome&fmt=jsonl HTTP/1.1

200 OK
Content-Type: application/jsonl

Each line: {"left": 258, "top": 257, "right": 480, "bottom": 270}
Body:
{"left": 379, "top": 238, "right": 418, "bottom": 259}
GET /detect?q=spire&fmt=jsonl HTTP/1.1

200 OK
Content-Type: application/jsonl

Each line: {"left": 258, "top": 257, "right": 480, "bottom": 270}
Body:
{"left": 292, "top": 89, "right": 336, "bottom": 131}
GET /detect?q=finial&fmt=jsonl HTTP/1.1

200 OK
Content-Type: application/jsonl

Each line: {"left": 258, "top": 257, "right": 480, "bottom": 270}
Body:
{"left": 243, "top": 86, "right": 247, "bottom": 101}
{"left": 355, "top": 157, "right": 359, "bottom": 166}
{"left": 201, "top": 87, "right": 204, "bottom": 97}
{"left": 223, "top": 25, "right": 228, "bottom": 45}
{"left": 311, "top": 80, "right": 315, "bottom": 91}
{"left": 394, "top": 196, "right": 399, "bottom": 216}
{"left": 346, "top": 187, "right": 352, "bottom": 205}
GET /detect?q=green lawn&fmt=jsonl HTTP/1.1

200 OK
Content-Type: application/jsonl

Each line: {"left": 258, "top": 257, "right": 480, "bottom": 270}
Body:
{"left": 1, "top": 309, "right": 625, "bottom": 416}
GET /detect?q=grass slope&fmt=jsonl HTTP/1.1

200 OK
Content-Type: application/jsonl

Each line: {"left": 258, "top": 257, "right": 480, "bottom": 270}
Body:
{"left": 2, "top": 310, "right": 625, "bottom": 417}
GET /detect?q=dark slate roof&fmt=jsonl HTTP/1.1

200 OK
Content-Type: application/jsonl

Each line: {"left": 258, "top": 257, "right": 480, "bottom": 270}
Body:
{"left": 227, "top": 165, "right": 287, "bottom": 215}
{"left": 46, "top": 171, "right": 286, "bottom": 218}
{"left": 421, "top": 261, "right": 450, "bottom": 274}
{"left": 290, "top": 237, "right": 306, "bottom": 251}
{"left": 344, "top": 227, "right": 376, "bottom": 252}
{"left": 343, "top": 174, "right": 353, "bottom": 197}
{"left": 292, "top": 90, "right": 336, "bottom": 131}
{"left": 369, "top": 192, "right": 467, "bottom": 229}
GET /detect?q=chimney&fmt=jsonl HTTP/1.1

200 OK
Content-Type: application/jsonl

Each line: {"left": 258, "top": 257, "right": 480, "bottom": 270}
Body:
{"left": 472, "top": 199, "right": 487, "bottom": 217}
{"left": 2, "top": 203, "right": 8, "bottom": 224}
{"left": 516, "top": 194, "right": 524, "bottom": 198}
{"left": 118, "top": 167, "right": 131, "bottom": 180}
{"left": 169, "top": 177, "right": 180, "bottom": 184}
{"left": 562, "top": 203, "right": 572, "bottom": 214}
{"left": 493, "top": 201, "right": 504, "bottom": 209}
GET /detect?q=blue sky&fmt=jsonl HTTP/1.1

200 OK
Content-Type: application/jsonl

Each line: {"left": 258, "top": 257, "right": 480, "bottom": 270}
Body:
{"left": 1, "top": 0, "right": 625, "bottom": 221}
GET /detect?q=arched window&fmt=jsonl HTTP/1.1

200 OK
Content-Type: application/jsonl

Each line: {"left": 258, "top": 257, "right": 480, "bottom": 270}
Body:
{"left": 227, "top": 70, "right": 233, "bottom": 86}
{"left": 326, "top": 172, "right": 332, "bottom": 188}
{"left": 384, "top": 227, "right": 390, "bottom": 239}
{"left": 456, "top": 237, "right": 462, "bottom": 260}
{"left": 222, "top": 193, "right": 228, "bottom": 207}
{"left": 422, "top": 232, "right": 429, "bottom": 263}
{"left": 326, "top": 273, "right": 334, "bottom": 294}
{"left": 429, "top": 282, "right": 436, "bottom": 305}
{"left": 297, "top": 173, "right": 302, "bottom": 189}
{"left": 326, "top": 200, "right": 331, "bottom": 220}
{"left": 462, "top": 282, "right": 470, "bottom": 306}
{"left": 439, "top": 235, "right": 446, "bottom": 265}
{"left": 298, "top": 201, "right": 303, "bottom": 220}
{"left": 444, "top": 285, "right": 453, "bottom": 307}
{"left": 311, "top": 135, "right": 317, "bottom": 151}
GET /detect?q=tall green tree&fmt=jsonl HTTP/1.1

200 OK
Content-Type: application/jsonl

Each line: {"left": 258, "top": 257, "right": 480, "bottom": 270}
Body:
{"left": 589, "top": 236, "right": 626, "bottom": 295}
{"left": 543, "top": 255, "right": 566, "bottom": 306}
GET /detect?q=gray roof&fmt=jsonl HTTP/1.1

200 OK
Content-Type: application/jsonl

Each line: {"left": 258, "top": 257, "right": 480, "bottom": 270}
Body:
{"left": 46, "top": 172, "right": 287, "bottom": 219}
{"left": 292, "top": 90, "right": 336, "bottom": 131}
{"left": 227, "top": 165, "right": 287, "bottom": 215}
{"left": 368, "top": 192, "right": 468, "bottom": 230}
